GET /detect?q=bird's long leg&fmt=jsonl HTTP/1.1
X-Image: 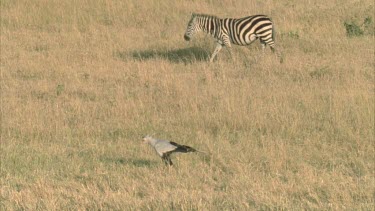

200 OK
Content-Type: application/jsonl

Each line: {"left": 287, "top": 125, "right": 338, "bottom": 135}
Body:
{"left": 162, "top": 154, "right": 173, "bottom": 166}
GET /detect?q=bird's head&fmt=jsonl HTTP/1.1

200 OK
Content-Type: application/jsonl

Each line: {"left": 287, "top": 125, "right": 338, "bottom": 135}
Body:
{"left": 142, "top": 135, "right": 153, "bottom": 144}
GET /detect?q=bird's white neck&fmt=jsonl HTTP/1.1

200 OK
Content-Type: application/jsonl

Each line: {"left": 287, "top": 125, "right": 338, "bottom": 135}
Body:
{"left": 147, "top": 138, "right": 158, "bottom": 146}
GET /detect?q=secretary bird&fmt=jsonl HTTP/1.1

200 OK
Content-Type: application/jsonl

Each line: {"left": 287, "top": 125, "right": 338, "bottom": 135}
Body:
{"left": 142, "top": 135, "right": 205, "bottom": 166}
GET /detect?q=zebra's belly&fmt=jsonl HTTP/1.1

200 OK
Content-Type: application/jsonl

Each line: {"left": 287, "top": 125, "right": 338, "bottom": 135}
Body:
{"left": 230, "top": 34, "right": 257, "bottom": 46}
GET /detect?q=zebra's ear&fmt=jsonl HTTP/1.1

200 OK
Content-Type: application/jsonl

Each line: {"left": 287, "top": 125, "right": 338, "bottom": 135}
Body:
{"left": 191, "top": 13, "right": 196, "bottom": 17}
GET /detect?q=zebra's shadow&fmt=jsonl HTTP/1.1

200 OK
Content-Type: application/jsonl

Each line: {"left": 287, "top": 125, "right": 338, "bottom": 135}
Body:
{"left": 117, "top": 47, "right": 210, "bottom": 64}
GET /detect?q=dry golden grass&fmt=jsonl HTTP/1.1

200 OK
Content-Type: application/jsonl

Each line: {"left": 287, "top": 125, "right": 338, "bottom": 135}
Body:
{"left": 1, "top": 0, "right": 374, "bottom": 210}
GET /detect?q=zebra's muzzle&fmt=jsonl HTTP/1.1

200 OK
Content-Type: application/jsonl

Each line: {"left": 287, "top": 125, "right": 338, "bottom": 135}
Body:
{"left": 184, "top": 35, "right": 190, "bottom": 41}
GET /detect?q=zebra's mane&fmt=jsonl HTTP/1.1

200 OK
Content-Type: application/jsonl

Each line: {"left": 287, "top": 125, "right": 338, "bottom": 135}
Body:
{"left": 192, "top": 13, "right": 220, "bottom": 20}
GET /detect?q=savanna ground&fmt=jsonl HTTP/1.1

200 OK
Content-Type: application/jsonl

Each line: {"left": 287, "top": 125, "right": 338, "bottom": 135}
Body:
{"left": 1, "top": 0, "right": 374, "bottom": 210}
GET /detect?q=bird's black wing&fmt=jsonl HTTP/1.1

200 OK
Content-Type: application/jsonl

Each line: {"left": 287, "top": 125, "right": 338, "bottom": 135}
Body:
{"left": 169, "top": 141, "right": 196, "bottom": 153}
{"left": 169, "top": 141, "right": 181, "bottom": 147}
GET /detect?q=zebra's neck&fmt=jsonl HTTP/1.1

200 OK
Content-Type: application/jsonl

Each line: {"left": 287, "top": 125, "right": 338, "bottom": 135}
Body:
{"left": 196, "top": 15, "right": 221, "bottom": 38}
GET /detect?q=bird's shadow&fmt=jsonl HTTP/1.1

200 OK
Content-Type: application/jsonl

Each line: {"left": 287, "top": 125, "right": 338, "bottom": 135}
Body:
{"left": 100, "top": 157, "right": 158, "bottom": 168}
{"left": 116, "top": 47, "right": 210, "bottom": 64}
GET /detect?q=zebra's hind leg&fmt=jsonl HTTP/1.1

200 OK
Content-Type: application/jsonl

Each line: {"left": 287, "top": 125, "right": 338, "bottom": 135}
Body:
{"left": 251, "top": 39, "right": 266, "bottom": 63}
{"left": 260, "top": 40, "right": 266, "bottom": 52}
{"left": 259, "top": 40, "right": 267, "bottom": 61}
{"left": 270, "top": 46, "right": 283, "bottom": 63}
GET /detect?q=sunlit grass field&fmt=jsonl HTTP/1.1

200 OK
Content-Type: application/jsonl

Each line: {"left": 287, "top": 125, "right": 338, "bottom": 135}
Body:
{"left": 1, "top": 0, "right": 374, "bottom": 210}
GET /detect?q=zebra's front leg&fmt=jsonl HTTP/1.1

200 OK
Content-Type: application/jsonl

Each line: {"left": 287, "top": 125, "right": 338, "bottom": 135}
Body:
{"left": 210, "top": 43, "right": 223, "bottom": 62}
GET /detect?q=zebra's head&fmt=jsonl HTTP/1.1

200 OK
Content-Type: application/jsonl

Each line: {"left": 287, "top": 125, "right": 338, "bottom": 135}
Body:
{"left": 184, "top": 13, "right": 199, "bottom": 41}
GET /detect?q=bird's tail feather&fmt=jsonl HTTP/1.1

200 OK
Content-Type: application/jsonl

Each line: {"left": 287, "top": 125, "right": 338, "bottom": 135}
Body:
{"left": 176, "top": 145, "right": 209, "bottom": 155}
{"left": 176, "top": 145, "right": 196, "bottom": 153}
{"left": 195, "top": 149, "right": 209, "bottom": 155}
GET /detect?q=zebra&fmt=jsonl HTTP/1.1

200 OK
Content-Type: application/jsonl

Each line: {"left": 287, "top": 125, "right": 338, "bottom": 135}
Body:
{"left": 184, "top": 13, "right": 283, "bottom": 63}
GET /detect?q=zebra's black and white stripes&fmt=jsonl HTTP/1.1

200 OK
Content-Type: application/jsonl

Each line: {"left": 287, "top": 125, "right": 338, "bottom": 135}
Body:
{"left": 184, "top": 13, "right": 282, "bottom": 63}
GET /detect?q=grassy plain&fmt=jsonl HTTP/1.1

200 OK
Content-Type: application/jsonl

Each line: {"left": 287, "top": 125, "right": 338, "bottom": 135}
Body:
{"left": 1, "top": 0, "right": 374, "bottom": 210}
